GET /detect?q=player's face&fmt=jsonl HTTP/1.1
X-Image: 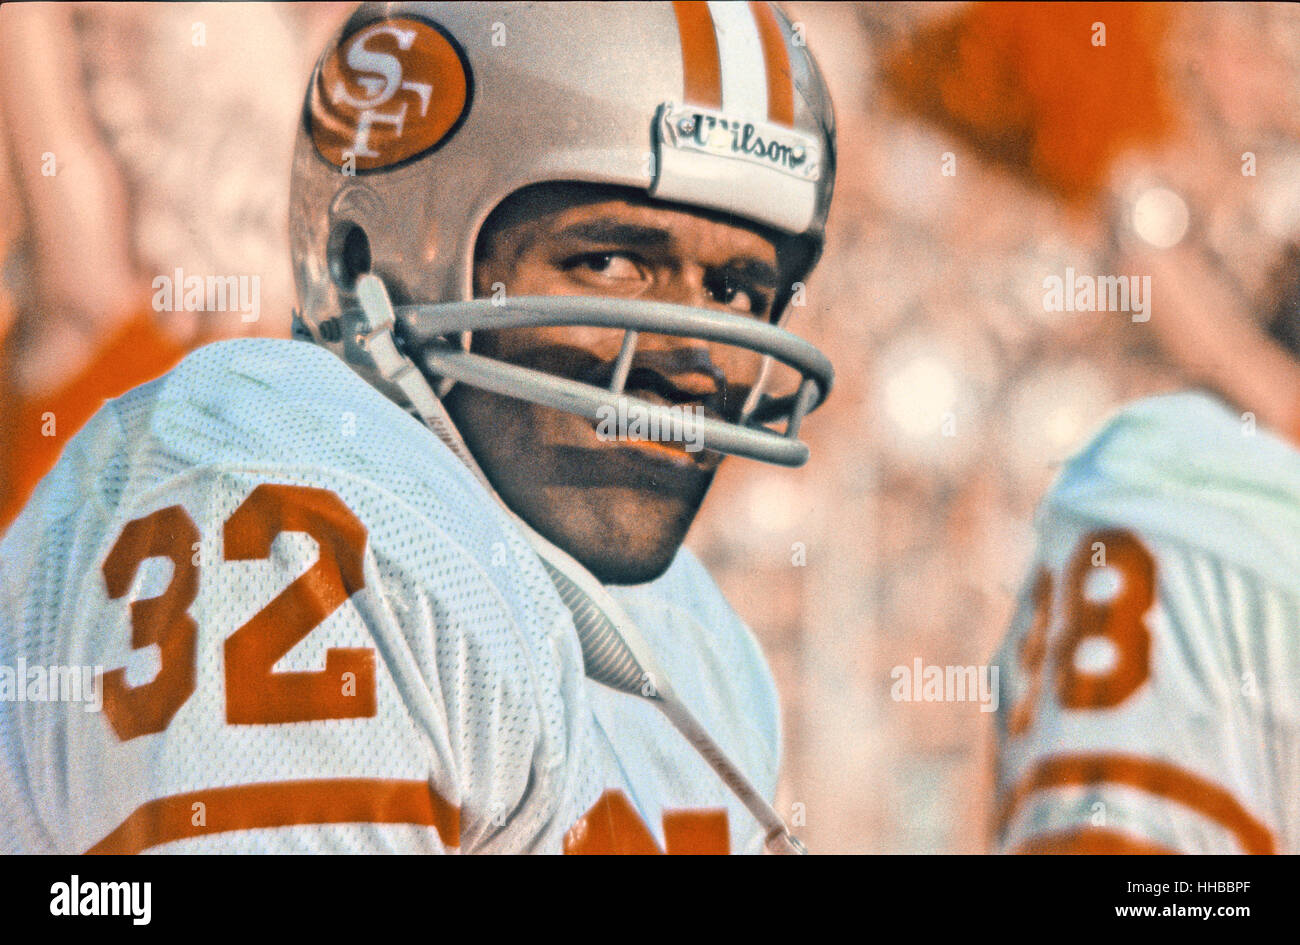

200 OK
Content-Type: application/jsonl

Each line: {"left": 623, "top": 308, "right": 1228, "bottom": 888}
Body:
{"left": 446, "top": 184, "right": 782, "bottom": 584}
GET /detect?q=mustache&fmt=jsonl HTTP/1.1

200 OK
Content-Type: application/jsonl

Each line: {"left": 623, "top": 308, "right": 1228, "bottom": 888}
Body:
{"left": 502, "top": 343, "right": 748, "bottom": 421}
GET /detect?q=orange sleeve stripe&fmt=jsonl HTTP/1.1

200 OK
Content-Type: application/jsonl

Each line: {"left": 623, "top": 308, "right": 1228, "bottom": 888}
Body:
{"left": 996, "top": 753, "right": 1275, "bottom": 855}
{"left": 672, "top": 1, "right": 723, "bottom": 109}
{"left": 1013, "top": 827, "right": 1177, "bottom": 855}
{"left": 749, "top": 1, "right": 795, "bottom": 126}
{"left": 87, "top": 778, "right": 460, "bottom": 854}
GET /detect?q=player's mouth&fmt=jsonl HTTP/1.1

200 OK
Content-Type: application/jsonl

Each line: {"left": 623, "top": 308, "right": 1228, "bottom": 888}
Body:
{"left": 496, "top": 344, "right": 731, "bottom": 472}
{"left": 583, "top": 370, "right": 727, "bottom": 472}
{"left": 620, "top": 437, "right": 700, "bottom": 464}
{"left": 590, "top": 394, "right": 720, "bottom": 469}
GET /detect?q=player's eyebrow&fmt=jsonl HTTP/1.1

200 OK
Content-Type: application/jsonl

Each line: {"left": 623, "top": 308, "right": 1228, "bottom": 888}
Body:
{"left": 553, "top": 220, "right": 674, "bottom": 249}
{"left": 720, "top": 258, "right": 779, "bottom": 289}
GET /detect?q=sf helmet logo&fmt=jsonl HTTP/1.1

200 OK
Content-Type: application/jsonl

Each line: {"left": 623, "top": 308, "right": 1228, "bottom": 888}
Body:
{"left": 331, "top": 23, "right": 432, "bottom": 158}
{"left": 310, "top": 17, "right": 470, "bottom": 171}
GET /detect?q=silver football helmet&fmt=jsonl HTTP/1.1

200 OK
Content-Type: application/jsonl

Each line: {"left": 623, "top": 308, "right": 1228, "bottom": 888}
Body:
{"left": 290, "top": 0, "right": 836, "bottom": 466}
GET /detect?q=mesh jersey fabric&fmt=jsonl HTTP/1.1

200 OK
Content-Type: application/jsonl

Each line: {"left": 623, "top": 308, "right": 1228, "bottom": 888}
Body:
{"left": 993, "top": 391, "right": 1300, "bottom": 854}
{"left": 0, "top": 337, "right": 780, "bottom": 854}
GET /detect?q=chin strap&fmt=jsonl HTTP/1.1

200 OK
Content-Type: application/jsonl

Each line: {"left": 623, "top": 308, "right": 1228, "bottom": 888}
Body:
{"left": 524, "top": 525, "right": 807, "bottom": 855}
{"left": 354, "top": 275, "right": 492, "bottom": 483}
{"left": 353, "top": 273, "right": 806, "bottom": 854}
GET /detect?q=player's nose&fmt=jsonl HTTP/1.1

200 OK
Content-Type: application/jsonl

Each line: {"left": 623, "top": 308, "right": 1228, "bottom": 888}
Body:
{"left": 632, "top": 329, "right": 748, "bottom": 404}
{"left": 650, "top": 266, "right": 713, "bottom": 311}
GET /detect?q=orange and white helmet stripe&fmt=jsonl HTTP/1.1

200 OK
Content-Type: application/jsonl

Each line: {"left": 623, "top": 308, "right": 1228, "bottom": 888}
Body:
{"left": 671, "top": 1, "right": 796, "bottom": 128}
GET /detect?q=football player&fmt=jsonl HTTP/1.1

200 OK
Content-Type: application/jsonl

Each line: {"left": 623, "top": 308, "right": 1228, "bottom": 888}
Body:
{"left": 992, "top": 233, "right": 1300, "bottom": 854}
{"left": 0, "top": 1, "right": 836, "bottom": 854}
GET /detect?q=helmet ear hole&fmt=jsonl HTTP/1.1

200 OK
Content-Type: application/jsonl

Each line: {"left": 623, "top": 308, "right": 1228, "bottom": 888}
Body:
{"left": 328, "top": 222, "right": 372, "bottom": 291}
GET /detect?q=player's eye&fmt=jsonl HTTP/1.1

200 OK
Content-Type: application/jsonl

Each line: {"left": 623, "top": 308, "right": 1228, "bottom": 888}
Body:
{"left": 561, "top": 252, "right": 647, "bottom": 284}
{"left": 704, "top": 271, "right": 770, "bottom": 318}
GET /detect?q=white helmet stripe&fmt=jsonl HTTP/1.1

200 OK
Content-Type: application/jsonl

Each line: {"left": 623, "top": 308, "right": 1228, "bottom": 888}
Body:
{"left": 706, "top": 0, "right": 769, "bottom": 121}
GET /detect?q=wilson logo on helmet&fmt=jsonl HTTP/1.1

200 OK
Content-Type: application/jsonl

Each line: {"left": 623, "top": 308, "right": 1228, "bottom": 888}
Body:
{"left": 309, "top": 17, "right": 470, "bottom": 171}
{"left": 658, "top": 103, "right": 821, "bottom": 181}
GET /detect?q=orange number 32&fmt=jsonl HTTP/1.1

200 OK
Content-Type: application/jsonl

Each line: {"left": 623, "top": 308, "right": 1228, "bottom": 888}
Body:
{"left": 101, "top": 484, "right": 374, "bottom": 740}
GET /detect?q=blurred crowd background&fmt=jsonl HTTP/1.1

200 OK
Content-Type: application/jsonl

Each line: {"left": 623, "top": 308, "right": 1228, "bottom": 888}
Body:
{"left": 3, "top": 2, "right": 1299, "bottom": 853}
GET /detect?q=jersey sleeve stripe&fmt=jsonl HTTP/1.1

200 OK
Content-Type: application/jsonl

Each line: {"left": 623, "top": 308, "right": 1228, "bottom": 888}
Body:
{"left": 86, "top": 778, "right": 460, "bottom": 854}
{"left": 1012, "top": 827, "right": 1177, "bottom": 855}
{"left": 996, "top": 753, "right": 1276, "bottom": 855}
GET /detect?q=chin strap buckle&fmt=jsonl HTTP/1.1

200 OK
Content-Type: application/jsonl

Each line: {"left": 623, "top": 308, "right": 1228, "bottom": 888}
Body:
{"left": 353, "top": 274, "right": 494, "bottom": 487}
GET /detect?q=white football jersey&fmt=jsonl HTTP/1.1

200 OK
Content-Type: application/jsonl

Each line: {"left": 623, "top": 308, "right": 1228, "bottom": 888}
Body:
{"left": 993, "top": 391, "right": 1300, "bottom": 854}
{"left": 0, "top": 338, "right": 780, "bottom": 854}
